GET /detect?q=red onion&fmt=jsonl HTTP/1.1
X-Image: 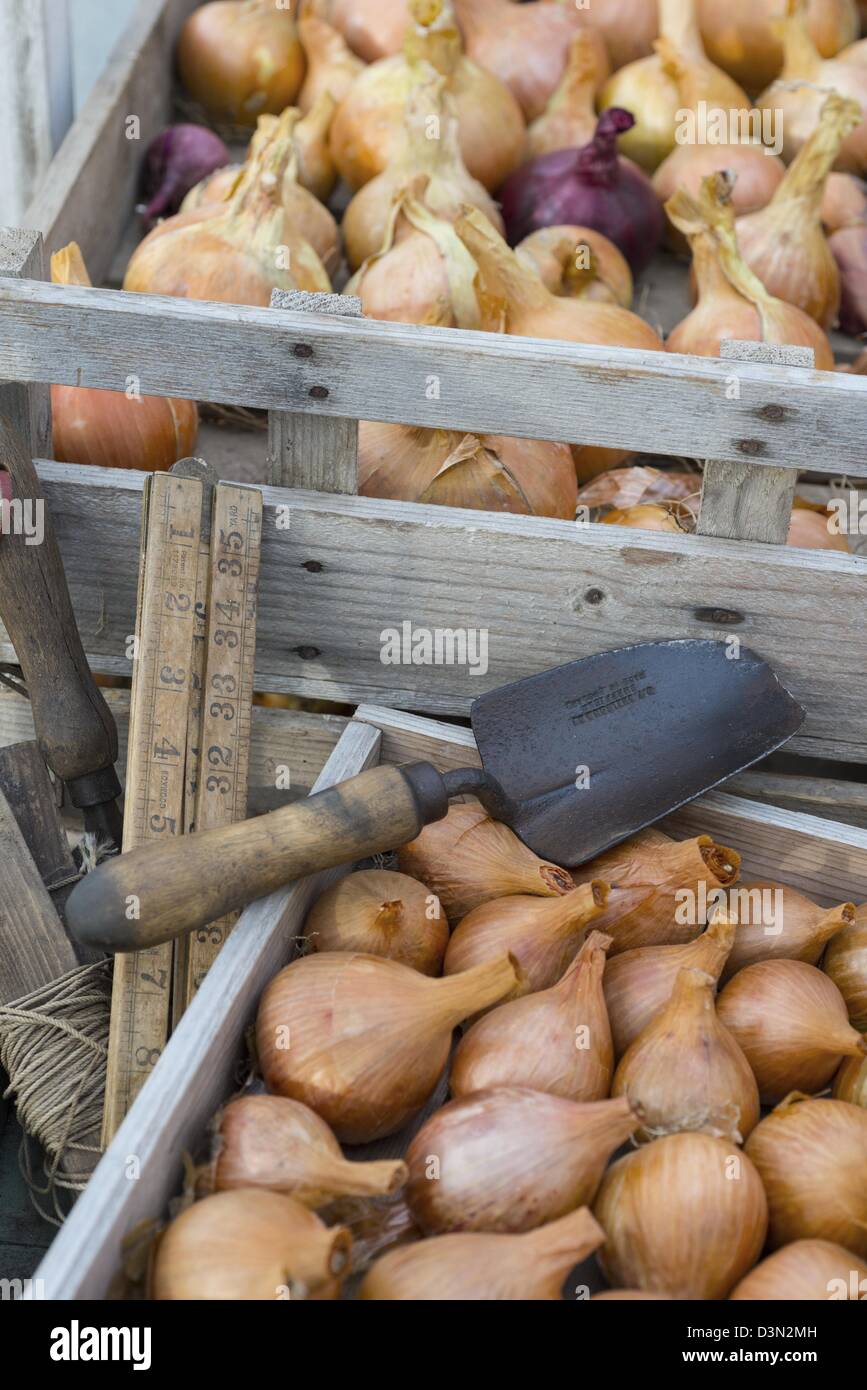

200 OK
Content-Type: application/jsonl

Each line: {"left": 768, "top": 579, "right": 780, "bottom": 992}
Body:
{"left": 140, "top": 124, "right": 231, "bottom": 227}
{"left": 499, "top": 108, "right": 664, "bottom": 276}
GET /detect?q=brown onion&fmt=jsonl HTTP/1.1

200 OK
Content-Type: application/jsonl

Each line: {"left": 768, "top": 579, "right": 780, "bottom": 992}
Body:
{"left": 450, "top": 931, "right": 614, "bottom": 1101}
{"left": 321, "top": 0, "right": 409, "bottom": 61}
{"left": 151, "top": 1190, "right": 351, "bottom": 1300}
{"left": 304, "top": 868, "right": 447, "bottom": 974}
{"left": 297, "top": 11, "right": 364, "bottom": 114}
{"left": 601, "top": 502, "right": 692, "bottom": 532}
{"left": 50, "top": 244, "right": 198, "bottom": 469}
{"left": 718, "top": 960, "right": 867, "bottom": 1104}
{"left": 788, "top": 497, "right": 851, "bottom": 551}
{"left": 579, "top": 0, "right": 660, "bottom": 70}
{"left": 833, "top": 1053, "right": 867, "bottom": 1106}
{"left": 654, "top": 142, "right": 785, "bottom": 257}
{"left": 358, "top": 421, "right": 578, "bottom": 520}
{"left": 721, "top": 884, "right": 854, "bottom": 979}
{"left": 745, "top": 1094, "right": 867, "bottom": 1256}
{"left": 823, "top": 909, "right": 867, "bottom": 1029}
{"left": 177, "top": 0, "right": 305, "bottom": 126}
{"left": 822, "top": 170, "right": 867, "bottom": 230}
{"left": 210, "top": 1095, "right": 407, "bottom": 1203}
{"left": 360, "top": 1206, "right": 605, "bottom": 1300}
{"left": 526, "top": 32, "right": 607, "bottom": 160}
{"left": 516, "top": 226, "right": 633, "bottom": 308}
{"left": 591, "top": 1290, "right": 676, "bottom": 1300}
{"left": 698, "top": 0, "right": 858, "bottom": 93}
{"left": 406, "top": 1089, "right": 641, "bottom": 1233}
{"left": 594, "top": 1131, "right": 768, "bottom": 1298}
{"left": 257, "top": 951, "right": 517, "bottom": 1143}
{"left": 730, "top": 1239, "right": 867, "bottom": 1300}
{"left": 397, "top": 798, "right": 575, "bottom": 924}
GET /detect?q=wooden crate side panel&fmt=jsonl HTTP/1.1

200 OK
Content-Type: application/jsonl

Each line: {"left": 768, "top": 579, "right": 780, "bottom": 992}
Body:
{"left": 4, "top": 463, "right": 865, "bottom": 763}
{"left": 31, "top": 720, "right": 381, "bottom": 1301}
{"left": 3, "top": 278, "right": 867, "bottom": 473}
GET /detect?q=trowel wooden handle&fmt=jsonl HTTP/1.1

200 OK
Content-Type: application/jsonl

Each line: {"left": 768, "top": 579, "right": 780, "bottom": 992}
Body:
{"left": 66, "top": 762, "right": 450, "bottom": 953}
{"left": 0, "top": 417, "right": 118, "bottom": 785}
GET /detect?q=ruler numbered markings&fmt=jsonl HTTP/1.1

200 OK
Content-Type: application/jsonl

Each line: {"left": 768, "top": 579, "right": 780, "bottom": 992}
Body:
{"left": 103, "top": 476, "right": 262, "bottom": 1142}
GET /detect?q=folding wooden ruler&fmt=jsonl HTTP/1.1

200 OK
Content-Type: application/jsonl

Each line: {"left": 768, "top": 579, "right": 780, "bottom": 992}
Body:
{"left": 102, "top": 469, "right": 262, "bottom": 1142}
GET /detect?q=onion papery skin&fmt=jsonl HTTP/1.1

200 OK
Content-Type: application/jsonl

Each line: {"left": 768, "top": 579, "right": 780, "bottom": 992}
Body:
{"left": 516, "top": 226, "right": 633, "bottom": 307}
{"left": 833, "top": 1052, "right": 867, "bottom": 1106}
{"left": 579, "top": 0, "right": 660, "bottom": 69}
{"left": 722, "top": 884, "right": 855, "bottom": 979}
{"left": 718, "top": 960, "right": 867, "bottom": 1104}
{"left": 450, "top": 931, "right": 614, "bottom": 1101}
{"left": 329, "top": 2, "right": 527, "bottom": 192}
{"left": 406, "top": 1088, "right": 641, "bottom": 1234}
{"left": 822, "top": 170, "right": 867, "bottom": 230}
{"left": 360, "top": 1206, "right": 605, "bottom": 1300}
{"left": 730, "top": 1239, "right": 867, "bottom": 1299}
{"left": 787, "top": 499, "right": 851, "bottom": 551}
{"left": 297, "top": 13, "right": 365, "bottom": 115}
{"left": 745, "top": 1096, "right": 867, "bottom": 1256}
{"left": 526, "top": 32, "right": 607, "bottom": 160}
{"left": 594, "top": 1132, "right": 769, "bottom": 1299}
{"left": 823, "top": 911, "right": 867, "bottom": 1030}
{"left": 653, "top": 143, "right": 786, "bottom": 255}
{"left": 830, "top": 222, "right": 867, "bottom": 332}
{"left": 500, "top": 109, "right": 665, "bottom": 275}
{"left": 397, "top": 798, "right": 575, "bottom": 924}
{"left": 604, "top": 915, "right": 736, "bottom": 1059}
{"left": 177, "top": 0, "right": 306, "bottom": 126}
{"left": 444, "top": 881, "right": 610, "bottom": 998}
{"left": 151, "top": 1189, "right": 351, "bottom": 1300}
{"left": 323, "top": 0, "right": 409, "bottom": 61}
{"left": 612, "top": 966, "right": 760, "bottom": 1144}
{"left": 698, "top": 0, "right": 859, "bottom": 94}
{"left": 256, "top": 950, "right": 517, "bottom": 1143}
{"left": 358, "top": 421, "right": 578, "bottom": 519}
{"left": 181, "top": 163, "right": 241, "bottom": 212}
{"left": 140, "top": 124, "right": 231, "bottom": 226}
{"left": 452, "top": 0, "right": 607, "bottom": 123}
{"left": 304, "top": 868, "right": 448, "bottom": 975}
{"left": 601, "top": 502, "right": 691, "bottom": 532}
{"left": 211, "top": 1095, "right": 408, "bottom": 1204}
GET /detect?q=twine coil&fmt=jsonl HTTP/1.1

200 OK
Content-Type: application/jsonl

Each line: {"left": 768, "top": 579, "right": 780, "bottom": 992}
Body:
{"left": 0, "top": 959, "right": 111, "bottom": 1224}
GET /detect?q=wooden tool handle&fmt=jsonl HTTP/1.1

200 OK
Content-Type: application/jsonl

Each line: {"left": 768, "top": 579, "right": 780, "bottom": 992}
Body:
{"left": 66, "top": 762, "right": 450, "bottom": 952}
{"left": 0, "top": 416, "right": 118, "bottom": 784}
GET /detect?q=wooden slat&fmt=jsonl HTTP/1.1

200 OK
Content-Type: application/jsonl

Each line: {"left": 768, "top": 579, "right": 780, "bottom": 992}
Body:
{"left": 267, "top": 290, "right": 361, "bottom": 492}
{"left": 4, "top": 462, "right": 865, "bottom": 763}
{"left": 31, "top": 719, "right": 381, "bottom": 1300}
{"left": 725, "top": 769, "right": 867, "bottom": 830}
{"left": 0, "top": 788, "right": 77, "bottom": 1003}
{"left": 22, "top": 0, "right": 198, "bottom": 285}
{"left": 0, "top": 231, "right": 51, "bottom": 458}
{"left": 0, "top": 741, "right": 76, "bottom": 890}
{"left": 697, "top": 343, "right": 810, "bottom": 544}
{"left": 3, "top": 277, "right": 867, "bottom": 473}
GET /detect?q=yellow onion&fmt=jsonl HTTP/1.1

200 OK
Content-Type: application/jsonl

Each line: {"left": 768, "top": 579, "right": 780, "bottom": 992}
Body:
{"left": 516, "top": 226, "right": 633, "bottom": 307}
{"left": 443, "top": 881, "right": 610, "bottom": 997}
{"left": 735, "top": 94, "right": 861, "bottom": 327}
{"left": 450, "top": 931, "right": 614, "bottom": 1102}
{"left": 177, "top": 0, "right": 305, "bottom": 126}
{"left": 601, "top": 501, "right": 692, "bottom": 531}
{"left": 358, "top": 421, "right": 578, "bottom": 519}
{"left": 730, "top": 1239, "right": 867, "bottom": 1299}
{"left": 654, "top": 143, "right": 786, "bottom": 255}
{"left": 360, "top": 1206, "right": 605, "bottom": 1300}
{"left": 594, "top": 1131, "right": 769, "bottom": 1298}
{"left": 50, "top": 243, "right": 198, "bottom": 470}
{"left": 125, "top": 112, "right": 332, "bottom": 303}
{"left": 298, "top": 11, "right": 364, "bottom": 113}
{"left": 209, "top": 1095, "right": 407, "bottom": 1203}
{"left": 757, "top": 1, "right": 867, "bottom": 172}
{"left": 151, "top": 1190, "right": 351, "bottom": 1300}
{"left": 833, "top": 1053, "right": 867, "bottom": 1105}
{"left": 665, "top": 173, "right": 836, "bottom": 367}
{"left": 788, "top": 496, "right": 851, "bottom": 551}
{"left": 577, "top": 0, "right": 660, "bottom": 70}
{"left": 256, "top": 951, "right": 517, "bottom": 1143}
{"left": 577, "top": 465, "right": 702, "bottom": 511}
{"left": 699, "top": 0, "right": 858, "bottom": 94}
{"left": 397, "top": 798, "right": 575, "bottom": 924}
{"left": 822, "top": 170, "right": 867, "bottom": 228}
{"left": 604, "top": 914, "right": 736, "bottom": 1059}
{"left": 526, "top": 33, "right": 607, "bottom": 160}
{"left": 600, "top": 0, "right": 751, "bottom": 172}
{"left": 292, "top": 91, "right": 339, "bottom": 202}
{"left": 304, "top": 868, "right": 447, "bottom": 974}
{"left": 745, "top": 1094, "right": 867, "bottom": 1256}
{"left": 342, "top": 68, "right": 504, "bottom": 271}
{"left": 321, "top": 0, "right": 409, "bottom": 61}
{"left": 823, "top": 908, "right": 867, "bottom": 1029}
{"left": 718, "top": 959, "right": 867, "bottom": 1103}
{"left": 576, "top": 828, "right": 741, "bottom": 955}
{"left": 181, "top": 163, "right": 242, "bottom": 211}
{"left": 329, "top": 0, "right": 526, "bottom": 192}
{"left": 452, "top": 0, "right": 607, "bottom": 122}
{"left": 612, "top": 966, "right": 760, "bottom": 1143}
{"left": 720, "top": 883, "right": 854, "bottom": 979}
{"left": 406, "top": 1089, "right": 641, "bottom": 1233}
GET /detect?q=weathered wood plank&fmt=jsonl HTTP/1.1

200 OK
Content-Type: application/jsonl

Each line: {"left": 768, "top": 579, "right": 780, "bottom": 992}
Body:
{"left": 0, "top": 741, "right": 76, "bottom": 889}
{"left": 0, "top": 231, "right": 51, "bottom": 457}
{"left": 726, "top": 769, "right": 867, "bottom": 831}
{"left": 32, "top": 720, "right": 382, "bottom": 1300}
{"left": 2, "top": 462, "right": 864, "bottom": 762}
{"left": 3, "top": 277, "right": 867, "bottom": 472}
{"left": 0, "top": 789, "right": 77, "bottom": 1003}
{"left": 697, "top": 343, "right": 809, "bottom": 544}
{"left": 268, "top": 290, "right": 361, "bottom": 492}
{"left": 22, "top": 0, "right": 198, "bottom": 285}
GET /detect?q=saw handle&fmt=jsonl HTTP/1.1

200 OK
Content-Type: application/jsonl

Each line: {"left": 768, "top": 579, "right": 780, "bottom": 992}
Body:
{"left": 0, "top": 418, "right": 119, "bottom": 793}
{"left": 65, "top": 762, "right": 450, "bottom": 953}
